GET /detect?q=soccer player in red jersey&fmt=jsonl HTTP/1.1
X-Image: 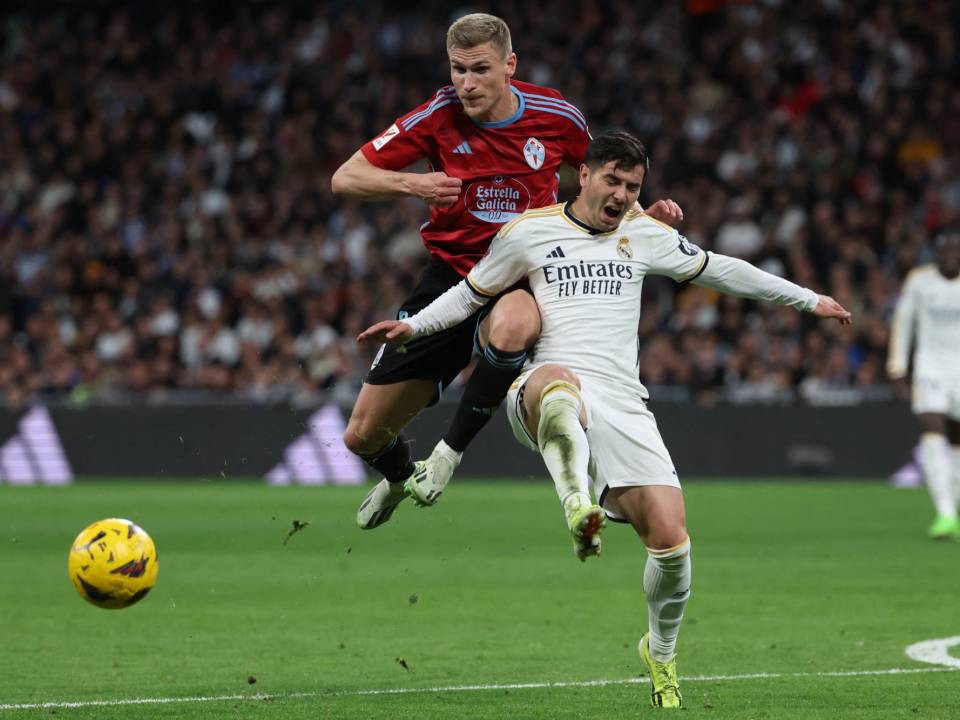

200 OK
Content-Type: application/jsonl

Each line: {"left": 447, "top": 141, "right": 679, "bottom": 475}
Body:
{"left": 332, "top": 13, "right": 682, "bottom": 528}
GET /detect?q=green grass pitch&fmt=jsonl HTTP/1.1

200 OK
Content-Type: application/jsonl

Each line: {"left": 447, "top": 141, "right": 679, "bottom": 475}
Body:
{"left": 1, "top": 480, "right": 958, "bottom": 719}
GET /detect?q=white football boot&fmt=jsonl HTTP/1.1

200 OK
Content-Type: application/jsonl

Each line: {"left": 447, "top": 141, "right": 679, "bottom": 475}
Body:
{"left": 356, "top": 478, "right": 409, "bottom": 530}
{"left": 404, "top": 440, "right": 462, "bottom": 506}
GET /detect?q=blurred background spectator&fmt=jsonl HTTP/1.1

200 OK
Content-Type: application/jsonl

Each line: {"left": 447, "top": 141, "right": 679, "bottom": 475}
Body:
{"left": 0, "top": 1, "right": 956, "bottom": 407}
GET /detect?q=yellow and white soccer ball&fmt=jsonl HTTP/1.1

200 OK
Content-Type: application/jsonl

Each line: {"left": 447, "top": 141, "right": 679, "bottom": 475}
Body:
{"left": 67, "top": 519, "right": 159, "bottom": 609}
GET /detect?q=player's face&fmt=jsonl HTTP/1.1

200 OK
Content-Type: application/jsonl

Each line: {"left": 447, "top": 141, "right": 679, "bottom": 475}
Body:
{"left": 449, "top": 42, "right": 516, "bottom": 122}
{"left": 579, "top": 161, "right": 645, "bottom": 231}
{"left": 935, "top": 236, "right": 960, "bottom": 279}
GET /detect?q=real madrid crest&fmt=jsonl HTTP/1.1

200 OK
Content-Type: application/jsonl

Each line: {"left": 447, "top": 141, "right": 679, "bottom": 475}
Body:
{"left": 523, "top": 137, "right": 545, "bottom": 170}
{"left": 616, "top": 236, "right": 633, "bottom": 259}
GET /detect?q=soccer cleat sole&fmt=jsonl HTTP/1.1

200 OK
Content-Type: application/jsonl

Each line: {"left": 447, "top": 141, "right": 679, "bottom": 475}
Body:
{"left": 571, "top": 506, "right": 606, "bottom": 562}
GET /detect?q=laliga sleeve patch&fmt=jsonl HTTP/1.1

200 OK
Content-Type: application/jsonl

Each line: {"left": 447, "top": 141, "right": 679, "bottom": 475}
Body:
{"left": 372, "top": 123, "right": 400, "bottom": 151}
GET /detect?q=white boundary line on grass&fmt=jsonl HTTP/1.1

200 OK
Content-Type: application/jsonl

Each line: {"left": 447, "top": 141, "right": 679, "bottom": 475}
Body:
{"left": 905, "top": 636, "right": 960, "bottom": 669}
{"left": 1, "top": 665, "right": 957, "bottom": 712}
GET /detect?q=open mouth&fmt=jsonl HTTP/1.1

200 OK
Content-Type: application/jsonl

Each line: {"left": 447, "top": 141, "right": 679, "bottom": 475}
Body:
{"left": 602, "top": 206, "right": 621, "bottom": 221}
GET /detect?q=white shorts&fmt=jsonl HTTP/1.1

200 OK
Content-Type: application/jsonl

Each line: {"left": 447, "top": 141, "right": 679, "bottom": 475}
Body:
{"left": 912, "top": 376, "right": 960, "bottom": 419}
{"left": 506, "top": 367, "right": 680, "bottom": 523}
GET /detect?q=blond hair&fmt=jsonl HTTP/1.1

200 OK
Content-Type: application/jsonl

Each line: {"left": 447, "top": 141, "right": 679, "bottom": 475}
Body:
{"left": 446, "top": 13, "right": 512, "bottom": 58}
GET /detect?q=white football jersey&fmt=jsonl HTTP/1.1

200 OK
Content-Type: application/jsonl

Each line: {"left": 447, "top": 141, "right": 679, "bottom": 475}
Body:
{"left": 466, "top": 202, "right": 707, "bottom": 398}
{"left": 888, "top": 264, "right": 960, "bottom": 380}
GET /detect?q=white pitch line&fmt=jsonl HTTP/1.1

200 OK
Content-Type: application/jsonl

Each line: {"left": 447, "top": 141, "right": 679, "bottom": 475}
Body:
{"left": 1, "top": 666, "right": 957, "bottom": 712}
{"left": 905, "top": 636, "right": 960, "bottom": 669}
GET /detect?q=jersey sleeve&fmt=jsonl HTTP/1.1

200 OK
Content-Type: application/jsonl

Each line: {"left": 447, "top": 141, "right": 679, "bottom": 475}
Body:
{"left": 559, "top": 99, "right": 591, "bottom": 167}
{"left": 465, "top": 229, "right": 530, "bottom": 299}
{"left": 360, "top": 89, "right": 452, "bottom": 170}
{"left": 887, "top": 271, "right": 920, "bottom": 379}
{"left": 646, "top": 225, "right": 709, "bottom": 282}
{"left": 693, "top": 253, "right": 818, "bottom": 311}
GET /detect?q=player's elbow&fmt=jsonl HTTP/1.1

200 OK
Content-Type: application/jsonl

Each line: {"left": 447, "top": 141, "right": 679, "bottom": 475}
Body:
{"left": 330, "top": 164, "right": 350, "bottom": 196}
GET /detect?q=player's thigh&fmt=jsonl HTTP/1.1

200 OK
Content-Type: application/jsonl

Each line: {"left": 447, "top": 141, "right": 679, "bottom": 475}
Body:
{"left": 584, "top": 394, "right": 680, "bottom": 530}
{"left": 519, "top": 364, "right": 587, "bottom": 437}
{"left": 946, "top": 380, "right": 960, "bottom": 443}
{"left": 917, "top": 412, "right": 948, "bottom": 435}
{"left": 344, "top": 379, "right": 438, "bottom": 454}
{"left": 913, "top": 377, "right": 949, "bottom": 430}
{"left": 477, "top": 288, "right": 541, "bottom": 352}
{"left": 947, "top": 419, "right": 960, "bottom": 446}
{"left": 608, "top": 484, "right": 688, "bottom": 549}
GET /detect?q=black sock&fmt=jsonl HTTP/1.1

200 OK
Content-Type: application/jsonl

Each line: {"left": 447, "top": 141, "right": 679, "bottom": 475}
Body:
{"left": 444, "top": 344, "right": 527, "bottom": 453}
{"left": 359, "top": 434, "right": 415, "bottom": 483}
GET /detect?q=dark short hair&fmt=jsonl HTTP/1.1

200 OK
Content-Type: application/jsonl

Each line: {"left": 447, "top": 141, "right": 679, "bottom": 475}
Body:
{"left": 584, "top": 130, "right": 650, "bottom": 173}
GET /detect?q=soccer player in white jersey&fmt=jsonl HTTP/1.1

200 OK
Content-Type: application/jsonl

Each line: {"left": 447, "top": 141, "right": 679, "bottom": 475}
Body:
{"left": 887, "top": 230, "right": 960, "bottom": 540}
{"left": 358, "top": 131, "right": 851, "bottom": 709}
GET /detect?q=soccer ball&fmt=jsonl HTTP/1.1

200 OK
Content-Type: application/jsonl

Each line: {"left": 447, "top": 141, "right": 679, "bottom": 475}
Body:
{"left": 67, "top": 519, "right": 159, "bottom": 609}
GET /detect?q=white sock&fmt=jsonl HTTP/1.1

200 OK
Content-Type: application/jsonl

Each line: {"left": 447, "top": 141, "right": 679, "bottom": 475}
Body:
{"left": 644, "top": 539, "right": 692, "bottom": 662}
{"left": 952, "top": 446, "right": 960, "bottom": 512}
{"left": 433, "top": 439, "right": 462, "bottom": 464}
{"left": 920, "top": 433, "right": 955, "bottom": 519}
{"left": 537, "top": 380, "right": 591, "bottom": 514}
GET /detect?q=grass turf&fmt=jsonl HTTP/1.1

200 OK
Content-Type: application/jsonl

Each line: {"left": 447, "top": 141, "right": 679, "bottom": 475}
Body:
{"left": 0, "top": 480, "right": 958, "bottom": 719}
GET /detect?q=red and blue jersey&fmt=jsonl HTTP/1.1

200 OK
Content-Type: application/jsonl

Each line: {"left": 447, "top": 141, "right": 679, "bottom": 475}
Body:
{"left": 361, "top": 80, "right": 591, "bottom": 276}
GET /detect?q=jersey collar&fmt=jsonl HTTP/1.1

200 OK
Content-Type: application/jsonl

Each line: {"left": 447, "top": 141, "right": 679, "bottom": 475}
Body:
{"left": 472, "top": 87, "right": 525, "bottom": 128}
{"left": 563, "top": 201, "right": 610, "bottom": 235}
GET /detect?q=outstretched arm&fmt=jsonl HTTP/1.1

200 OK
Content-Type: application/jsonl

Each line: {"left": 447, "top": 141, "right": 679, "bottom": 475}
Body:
{"left": 887, "top": 274, "right": 918, "bottom": 380}
{"left": 331, "top": 150, "right": 462, "bottom": 207}
{"left": 692, "top": 253, "right": 852, "bottom": 323}
{"left": 359, "top": 229, "right": 529, "bottom": 345}
{"left": 357, "top": 281, "right": 491, "bottom": 345}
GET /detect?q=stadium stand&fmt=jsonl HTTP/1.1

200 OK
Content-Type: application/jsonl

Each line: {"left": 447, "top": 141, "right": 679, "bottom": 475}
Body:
{"left": 0, "top": 1, "right": 956, "bottom": 407}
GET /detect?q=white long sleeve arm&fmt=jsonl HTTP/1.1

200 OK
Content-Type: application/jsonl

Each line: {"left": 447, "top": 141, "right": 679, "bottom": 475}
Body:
{"left": 886, "top": 283, "right": 916, "bottom": 380}
{"left": 692, "top": 252, "right": 818, "bottom": 312}
{"left": 404, "top": 280, "right": 491, "bottom": 337}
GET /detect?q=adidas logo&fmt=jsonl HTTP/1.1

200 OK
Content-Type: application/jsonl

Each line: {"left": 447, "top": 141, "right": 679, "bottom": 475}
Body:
{"left": 266, "top": 405, "right": 367, "bottom": 486}
{"left": 452, "top": 141, "right": 473, "bottom": 155}
{"left": 546, "top": 246, "right": 566, "bottom": 258}
{"left": 0, "top": 406, "right": 73, "bottom": 485}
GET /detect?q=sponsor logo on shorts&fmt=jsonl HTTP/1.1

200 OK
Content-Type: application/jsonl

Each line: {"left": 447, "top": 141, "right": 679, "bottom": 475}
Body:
{"left": 464, "top": 176, "right": 531, "bottom": 223}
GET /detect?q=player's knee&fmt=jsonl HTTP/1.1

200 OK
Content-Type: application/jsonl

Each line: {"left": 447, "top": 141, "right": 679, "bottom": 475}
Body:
{"left": 342, "top": 418, "right": 387, "bottom": 456}
{"left": 487, "top": 296, "right": 541, "bottom": 351}
{"left": 537, "top": 365, "right": 581, "bottom": 392}
{"left": 644, "top": 524, "right": 689, "bottom": 552}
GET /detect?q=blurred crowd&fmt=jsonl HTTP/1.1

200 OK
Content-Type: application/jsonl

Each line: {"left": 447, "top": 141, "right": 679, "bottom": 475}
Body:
{"left": 0, "top": 1, "right": 957, "bottom": 407}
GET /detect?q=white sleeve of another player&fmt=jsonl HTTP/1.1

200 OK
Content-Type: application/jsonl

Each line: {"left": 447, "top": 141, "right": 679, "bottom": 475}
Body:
{"left": 647, "top": 228, "right": 710, "bottom": 281}
{"left": 693, "top": 253, "right": 818, "bottom": 311}
{"left": 403, "top": 281, "right": 489, "bottom": 337}
{"left": 886, "top": 274, "right": 918, "bottom": 380}
{"left": 404, "top": 231, "right": 528, "bottom": 338}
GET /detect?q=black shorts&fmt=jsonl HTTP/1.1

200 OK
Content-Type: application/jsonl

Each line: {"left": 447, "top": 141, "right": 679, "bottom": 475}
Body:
{"left": 366, "top": 257, "right": 483, "bottom": 403}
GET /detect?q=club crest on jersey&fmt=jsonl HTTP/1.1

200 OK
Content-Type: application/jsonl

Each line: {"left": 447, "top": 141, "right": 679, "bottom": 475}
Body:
{"left": 616, "top": 237, "right": 634, "bottom": 259}
{"left": 523, "top": 137, "right": 545, "bottom": 170}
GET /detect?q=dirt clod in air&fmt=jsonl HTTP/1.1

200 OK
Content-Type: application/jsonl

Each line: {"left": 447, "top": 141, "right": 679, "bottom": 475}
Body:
{"left": 282, "top": 520, "right": 310, "bottom": 545}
